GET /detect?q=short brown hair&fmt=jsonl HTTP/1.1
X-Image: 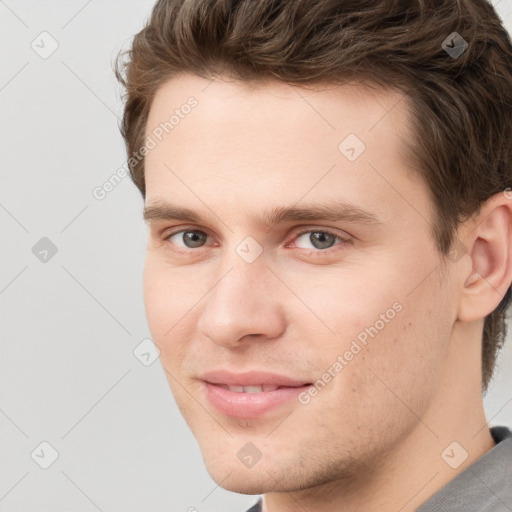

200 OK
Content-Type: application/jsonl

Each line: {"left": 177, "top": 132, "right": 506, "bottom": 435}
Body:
{"left": 115, "top": 0, "right": 512, "bottom": 391}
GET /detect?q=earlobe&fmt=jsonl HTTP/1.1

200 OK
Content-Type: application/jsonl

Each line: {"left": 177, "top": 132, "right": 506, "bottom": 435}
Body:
{"left": 457, "top": 196, "right": 512, "bottom": 323}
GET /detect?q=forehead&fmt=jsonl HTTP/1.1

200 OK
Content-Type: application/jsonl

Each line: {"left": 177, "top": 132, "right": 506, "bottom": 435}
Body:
{"left": 147, "top": 73, "right": 412, "bottom": 144}
{"left": 143, "top": 73, "right": 431, "bottom": 229}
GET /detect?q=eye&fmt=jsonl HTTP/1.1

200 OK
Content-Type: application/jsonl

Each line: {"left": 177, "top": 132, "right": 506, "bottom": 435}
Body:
{"left": 293, "top": 229, "right": 350, "bottom": 251}
{"left": 162, "top": 227, "right": 351, "bottom": 253}
{"left": 165, "top": 229, "right": 210, "bottom": 249}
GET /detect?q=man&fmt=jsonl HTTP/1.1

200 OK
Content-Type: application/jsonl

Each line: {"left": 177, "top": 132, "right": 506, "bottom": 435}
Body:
{"left": 115, "top": 0, "right": 512, "bottom": 510}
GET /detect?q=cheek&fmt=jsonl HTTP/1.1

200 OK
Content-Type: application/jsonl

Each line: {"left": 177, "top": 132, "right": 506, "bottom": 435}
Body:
{"left": 143, "top": 255, "right": 199, "bottom": 337}
{"left": 304, "top": 262, "right": 452, "bottom": 413}
{"left": 143, "top": 259, "right": 166, "bottom": 337}
{"left": 142, "top": 256, "right": 221, "bottom": 385}
{"left": 274, "top": 262, "right": 405, "bottom": 353}
{"left": 332, "top": 289, "right": 451, "bottom": 429}
{"left": 143, "top": 257, "right": 192, "bottom": 371}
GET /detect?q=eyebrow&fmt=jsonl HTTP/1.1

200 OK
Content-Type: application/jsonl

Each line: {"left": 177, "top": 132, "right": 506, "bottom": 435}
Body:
{"left": 143, "top": 200, "right": 383, "bottom": 229}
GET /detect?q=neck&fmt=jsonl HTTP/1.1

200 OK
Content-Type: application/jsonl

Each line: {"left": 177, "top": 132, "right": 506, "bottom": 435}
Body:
{"left": 263, "top": 412, "right": 494, "bottom": 512}
{"left": 263, "top": 324, "right": 495, "bottom": 512}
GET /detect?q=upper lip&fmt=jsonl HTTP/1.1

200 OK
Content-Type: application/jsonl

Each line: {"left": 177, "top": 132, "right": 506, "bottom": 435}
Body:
{"left": 200, "top": 370, "right": 311, "bottom": 387}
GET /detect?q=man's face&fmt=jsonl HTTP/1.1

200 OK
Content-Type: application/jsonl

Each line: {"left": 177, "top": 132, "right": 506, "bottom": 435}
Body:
{"left": 143, "top": 73, "right": 458, "bottom": 493}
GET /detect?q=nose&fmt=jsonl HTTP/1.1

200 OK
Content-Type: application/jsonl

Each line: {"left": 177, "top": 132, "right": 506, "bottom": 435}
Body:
{"left": 196, "top": 249, "right": 286, "bottom": 348}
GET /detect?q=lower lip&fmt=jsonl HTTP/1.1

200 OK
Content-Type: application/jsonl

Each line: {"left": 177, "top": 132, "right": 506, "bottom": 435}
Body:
{"left": 202, "top": 381, "right": 312, "bottom": 419}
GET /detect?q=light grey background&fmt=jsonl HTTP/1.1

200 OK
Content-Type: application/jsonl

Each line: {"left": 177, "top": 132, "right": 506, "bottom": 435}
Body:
{"left": 1, "top": 1, "right": 511, "bottom": 511}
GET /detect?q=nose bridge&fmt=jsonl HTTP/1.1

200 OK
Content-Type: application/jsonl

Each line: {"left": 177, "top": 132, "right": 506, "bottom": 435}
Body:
{"left": 215, "top": 233, "right": 270, "bottom": 300}
{"left": 197, "top": 237, "right": 285, "bottom": 345}
{"left": 219, "top": 259, "right": 263, "bottom": 307}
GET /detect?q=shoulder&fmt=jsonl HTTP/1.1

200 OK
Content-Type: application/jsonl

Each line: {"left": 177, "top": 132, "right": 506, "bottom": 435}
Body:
{"left": 243, "top": 498, "right": 262, "bottom": 512}
{"left": 417, "top": 426, "right": 512, "bottom": 512}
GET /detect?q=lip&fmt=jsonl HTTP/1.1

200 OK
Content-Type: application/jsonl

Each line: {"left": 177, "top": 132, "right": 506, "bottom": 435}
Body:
{"left": 199, "top": 370, "right": 312, "bottom": 419}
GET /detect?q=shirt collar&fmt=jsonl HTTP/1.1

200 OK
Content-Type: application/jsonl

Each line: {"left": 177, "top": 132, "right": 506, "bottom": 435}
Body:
{"left": 417, "top": 426, "right": 512, "bottom": 512}
{"left": 250, "top": 427, "right": 512, "bottom": 512}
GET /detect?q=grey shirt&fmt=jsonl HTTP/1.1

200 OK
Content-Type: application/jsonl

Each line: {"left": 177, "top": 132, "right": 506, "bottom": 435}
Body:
{"left": 244, "top": 426, "right": 512, "bottom": 512}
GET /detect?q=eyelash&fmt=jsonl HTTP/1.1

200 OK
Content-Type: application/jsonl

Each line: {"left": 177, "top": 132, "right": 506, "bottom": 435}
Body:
{"left": 161, "top": 227, "right": 352, "bottom": 255}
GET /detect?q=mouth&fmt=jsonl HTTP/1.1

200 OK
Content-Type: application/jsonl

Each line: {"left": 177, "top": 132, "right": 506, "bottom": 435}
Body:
{"left": 199, "top": 372, "right": 313, "bottom": 419}
{"left": 214, "top": 383, "right": 308, "bottom": 393}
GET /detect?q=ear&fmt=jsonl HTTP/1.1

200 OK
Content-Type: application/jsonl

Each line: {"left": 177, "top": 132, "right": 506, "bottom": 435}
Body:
{"left": 456, "top": 191, "right": 512, "bottom": 322}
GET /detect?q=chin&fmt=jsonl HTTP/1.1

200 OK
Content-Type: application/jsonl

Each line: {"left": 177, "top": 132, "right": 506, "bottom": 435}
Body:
{"left": 217, "top": 480, "right": 270, "bottom": 495}
{"left": 204, "top": 462, "right": 274, "bottom": 494}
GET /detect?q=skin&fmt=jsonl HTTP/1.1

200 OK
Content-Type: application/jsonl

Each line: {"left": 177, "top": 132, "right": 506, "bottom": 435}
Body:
{"left": 142, "top": 73, "right": 512, "bottom": 512}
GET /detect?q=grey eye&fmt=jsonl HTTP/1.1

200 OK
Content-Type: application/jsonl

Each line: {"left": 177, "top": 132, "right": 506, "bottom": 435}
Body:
{"left": 169, "top": 230, "right": 208, "bottom": 248}
{"left": 296, "top": 231, "right": 338, "bottom": 250}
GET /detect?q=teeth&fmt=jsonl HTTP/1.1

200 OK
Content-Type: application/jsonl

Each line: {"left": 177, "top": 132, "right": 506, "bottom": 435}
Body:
{"left": 243, "top": 385, "right": 262, "bottom": 393}
{"left": 221, "top": 384, "right": 280, "bottom": 393}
